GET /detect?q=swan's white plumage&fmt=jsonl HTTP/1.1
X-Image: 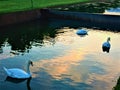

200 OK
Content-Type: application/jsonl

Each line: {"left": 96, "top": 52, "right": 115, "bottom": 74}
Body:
{"left": 102, "top": 37, "right": 111, "bottom": 48}
{"left": 4, "top": 67, "right": 30, "bottom": 79}
{"left": 102, "top": 37, "right": 111, "bottom": 53}
{"left": 76, "top": 29, "right": 87, "bottom": 35}
{"left": 3, "top": 61, "right": 33, "bottom": 79}
{"left": 102, "top": 42, "right": 111, "bottom": 48}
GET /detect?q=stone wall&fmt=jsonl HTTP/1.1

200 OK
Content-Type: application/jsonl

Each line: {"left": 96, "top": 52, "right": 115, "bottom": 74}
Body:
{"left": 0, "top": 9, "right": 41, "bottom": 26}
{"left": 0, "top": 9, "right": 120, "bottom": 31}
{"left": 42, "top": 9, "right": 120, "bottom": 30}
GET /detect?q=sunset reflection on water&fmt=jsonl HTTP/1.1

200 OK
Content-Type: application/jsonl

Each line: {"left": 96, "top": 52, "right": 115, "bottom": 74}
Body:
{"left": 29, "top": 28, "right": 120, "bottom": 90}
{"left": 0, "top": 26, "right": 120, "bottom": 90}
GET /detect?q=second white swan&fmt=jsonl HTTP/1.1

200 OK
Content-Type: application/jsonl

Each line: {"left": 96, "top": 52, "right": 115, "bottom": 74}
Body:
{"left": 102, "top": 37, "right": 111, "bottom": 53}
{"left": 3, "top": 60, "right": 33, "bottom": 79}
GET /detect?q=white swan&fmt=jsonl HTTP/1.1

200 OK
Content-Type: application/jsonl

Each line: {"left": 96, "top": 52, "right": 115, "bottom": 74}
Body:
{"left": 3, "top": 60, "right": 33, "bottom": 79}
{"left": 76, "top": 29, "right": 88, "bottom": 35}
{"left": 102, "top": 37, "right": 111, "bottom": 53}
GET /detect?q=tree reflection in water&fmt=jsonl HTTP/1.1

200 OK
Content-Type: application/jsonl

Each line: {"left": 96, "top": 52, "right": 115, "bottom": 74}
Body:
{"left": 0, "top": 20, "right": 57, "bottom": 54}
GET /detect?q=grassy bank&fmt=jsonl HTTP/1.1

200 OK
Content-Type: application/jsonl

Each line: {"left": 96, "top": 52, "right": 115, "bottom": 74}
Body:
{"left": 0, "top": 0, "right": 89, "bottom": 14}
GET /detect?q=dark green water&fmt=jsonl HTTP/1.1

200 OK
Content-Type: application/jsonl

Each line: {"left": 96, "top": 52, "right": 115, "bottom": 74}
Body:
{"left": 0, "top": 18, "right": 120, "bottom": 90}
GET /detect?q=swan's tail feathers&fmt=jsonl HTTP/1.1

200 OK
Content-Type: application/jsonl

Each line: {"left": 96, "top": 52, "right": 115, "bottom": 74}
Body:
{"left": 3, "top": 67, "right": 9, "bottom": 75}
{"left": 3, "top": 67, "right": 7, "bottom": 71}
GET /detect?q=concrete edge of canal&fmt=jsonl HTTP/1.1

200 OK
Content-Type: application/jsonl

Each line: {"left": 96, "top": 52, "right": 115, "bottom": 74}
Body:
{"left": 0, "top": 9, "right": 120, "bottom": 31}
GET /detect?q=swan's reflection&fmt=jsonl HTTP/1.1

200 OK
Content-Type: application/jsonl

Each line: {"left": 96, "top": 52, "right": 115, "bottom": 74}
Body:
{"left": 5, "top": 76, "right": 32, "bottom": 90}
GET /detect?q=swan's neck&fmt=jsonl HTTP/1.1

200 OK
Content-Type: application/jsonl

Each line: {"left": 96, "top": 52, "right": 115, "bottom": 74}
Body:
{"left": 107, "top": 40, "right": 110, "bottom": 42}
{"left": 27, "top": 62, "right": 31, "bottom": 74}
{"left": 107, "top": 38, "right": 110, "bottom": 42}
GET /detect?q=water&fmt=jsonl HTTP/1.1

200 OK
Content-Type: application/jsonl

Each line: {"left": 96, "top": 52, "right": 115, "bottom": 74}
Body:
{"left": 0, "top": 19, "right": 120, "bottom": 90}
{"left": 104, "top": 7, "right": 120, "bottom": 15}
{"left": 51, "top": 0, "right": 120, "bottom": 15}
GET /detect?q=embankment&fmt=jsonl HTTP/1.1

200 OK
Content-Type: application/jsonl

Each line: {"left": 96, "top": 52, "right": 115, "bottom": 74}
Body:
{"left": 0, "top": 9, "right": 120, "bottom": 31}
{"left": 0, "top": 9, "right": 41, "bottom": 27}
{"left": 41, "top": 9, "right": 120, "bottom": 31}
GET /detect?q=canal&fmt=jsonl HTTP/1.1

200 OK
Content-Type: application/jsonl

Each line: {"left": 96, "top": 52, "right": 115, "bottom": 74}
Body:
{"left": 0, "top": 0, "right": 120, "bottom": 90}
{"left": 0, "top": 18, "right": 120, "bottom": 90}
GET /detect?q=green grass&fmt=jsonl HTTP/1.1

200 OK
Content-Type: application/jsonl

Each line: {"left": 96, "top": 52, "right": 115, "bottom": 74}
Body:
{"left": 0, "top": 0, "right": 89, "bottom": 14}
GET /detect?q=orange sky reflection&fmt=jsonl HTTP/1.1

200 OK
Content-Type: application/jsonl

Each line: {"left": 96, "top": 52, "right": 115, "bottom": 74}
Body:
{"left": 31, "top": 28, "right": 120, "bottom": 89}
